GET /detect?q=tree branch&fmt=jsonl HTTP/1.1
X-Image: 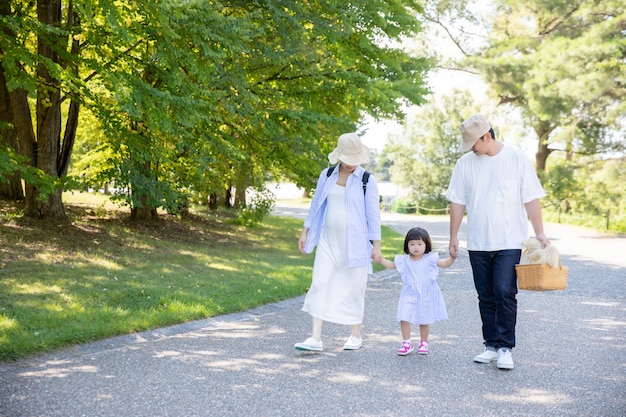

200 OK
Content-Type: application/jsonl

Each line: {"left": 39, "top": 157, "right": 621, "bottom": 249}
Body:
{"left": 423, "top": 15, "right": 468, "bottom": 56}
{"left": 538, "top": 4, "right": 581, "bottom": 37}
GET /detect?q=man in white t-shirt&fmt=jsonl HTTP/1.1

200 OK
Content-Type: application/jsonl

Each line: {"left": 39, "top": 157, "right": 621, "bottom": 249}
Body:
{"left": 445, "top": 114, "right": 550, "bottom": 370}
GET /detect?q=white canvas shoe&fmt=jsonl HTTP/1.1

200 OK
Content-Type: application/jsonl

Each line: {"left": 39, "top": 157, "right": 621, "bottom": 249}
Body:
{"left": 294, "top": 337, "right": 323, "bottom": 352}
{"left": 497, "top": 348, "right": 514, "bottom": 370}
{"left": 343, "top": 336, "right": 363, "bottom": 350}
{"left": 473, "top": 348, "right": 499, "bottom": 363}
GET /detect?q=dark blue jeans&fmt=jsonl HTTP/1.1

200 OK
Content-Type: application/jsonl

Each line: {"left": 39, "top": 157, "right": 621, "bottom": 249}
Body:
{"left": 468, "top": 249, "right": 521, "bottom": 350}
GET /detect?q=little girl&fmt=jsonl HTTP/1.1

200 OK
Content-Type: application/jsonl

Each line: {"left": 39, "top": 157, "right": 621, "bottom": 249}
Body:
{"left": 378, "top": 227, "right": 456, "bottom": 355}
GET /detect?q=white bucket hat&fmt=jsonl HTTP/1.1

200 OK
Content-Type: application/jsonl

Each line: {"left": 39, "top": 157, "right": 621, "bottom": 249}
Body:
{"left": 328, "top": 133, "right": 370, "bottom": 165}
{"left": 458, "top": 114, "right": 491, "bottom": 152}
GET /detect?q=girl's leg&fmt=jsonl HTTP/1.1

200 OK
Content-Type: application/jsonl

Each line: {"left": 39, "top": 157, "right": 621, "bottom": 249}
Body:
{"left": 400, "top": 321, "right": 411, "bottom": 340}
{"left": 351, "top": 323, "right": 362, "bottom": 339}
{"left": 419, "top": 324, "right": 429, "bottom": 342}
{"left": 418, "top": 324, "right": 430, "bottom": 354}
{"left": 397, "top": 321, "right": 414, "bottom": 355}
{"left": 312, "top": 317, "right": 323, "bottom": 341}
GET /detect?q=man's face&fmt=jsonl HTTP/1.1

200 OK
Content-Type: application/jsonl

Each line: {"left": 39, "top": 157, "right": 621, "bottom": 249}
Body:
{"left": 470, "top": 135, "right": 488, "bottom": 155}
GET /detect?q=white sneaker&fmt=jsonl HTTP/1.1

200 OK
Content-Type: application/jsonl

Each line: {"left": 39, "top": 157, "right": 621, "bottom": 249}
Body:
{"left": 497, "top": 348, "right": 514, "bottom": 370}
{"left": 473, "top": 348, "right": 499, "bottom": 363}
{"left": 343, "top": 336, "right": 363, "bottom": 350}
{"left": 294, "top": 337, "right": 323, "bottom": 352}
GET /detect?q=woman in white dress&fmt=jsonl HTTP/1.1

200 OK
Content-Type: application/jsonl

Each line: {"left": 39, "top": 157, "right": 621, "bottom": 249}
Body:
{"left": 295, "top": 133, "right": 382, "bottom": 352}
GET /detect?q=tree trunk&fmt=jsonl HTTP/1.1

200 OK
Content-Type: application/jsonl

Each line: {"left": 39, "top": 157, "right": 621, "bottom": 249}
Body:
{"left": 218, "top": 187, "right": 233, "bottom": 208}
{"left": 24, "top": 188, "right": 66, "bottom": 219}
{"left": 0, "top": 68, "right": 24, "bottom": 200}
{"left": 10, "top": 0, "right": 70, "bottom": 219}
{"left": 0, "top": 1, "right": 24, "bottom": 200}
{"left": 208, "top": 192, "right": 218, "bottom": 209}
{"left": 533, "top": 121, "right": 555, "bottom": 173}
{"left": 130, "top": 192, "right": 158, "bottom": 220}
{"left": 233, "top": 169, "right": 249, "bottom": 209}
{"left": 130, "top": 206, "right": 157, "bottom": 220}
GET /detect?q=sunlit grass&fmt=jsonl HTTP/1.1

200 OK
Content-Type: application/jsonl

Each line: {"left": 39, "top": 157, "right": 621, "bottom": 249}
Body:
{"left": 0, "top": 195, "right": 403, "bottom": 361}
{"left": 544, "top": 208, "right": 626, "bottom": 234}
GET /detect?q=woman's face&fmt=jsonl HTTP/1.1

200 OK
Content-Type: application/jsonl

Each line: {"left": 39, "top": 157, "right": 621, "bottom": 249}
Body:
{"left": 407, "top": 239, "right": 426, "bottom": 257}
{"left": 339, "top": 161, "right": 357, "bottom": 172}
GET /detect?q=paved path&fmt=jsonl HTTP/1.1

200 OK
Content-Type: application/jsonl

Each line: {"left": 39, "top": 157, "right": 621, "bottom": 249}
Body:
{"left": 1, "top": 205, "right": 625, "bottom": 417}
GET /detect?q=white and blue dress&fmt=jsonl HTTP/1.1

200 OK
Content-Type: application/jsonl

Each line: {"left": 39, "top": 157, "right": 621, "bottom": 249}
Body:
{"left": 395, "top": 252, "right": 448, "bottom": 325}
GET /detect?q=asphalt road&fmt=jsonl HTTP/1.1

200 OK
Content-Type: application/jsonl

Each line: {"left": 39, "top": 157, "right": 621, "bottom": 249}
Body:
{"left": 1, "top": 204, "right": 624, "bottom": 417}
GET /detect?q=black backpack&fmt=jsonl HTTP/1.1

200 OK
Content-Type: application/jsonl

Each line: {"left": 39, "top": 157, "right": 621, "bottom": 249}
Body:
{"left": 326, "top": 165, "right": 371, "bottom": 195}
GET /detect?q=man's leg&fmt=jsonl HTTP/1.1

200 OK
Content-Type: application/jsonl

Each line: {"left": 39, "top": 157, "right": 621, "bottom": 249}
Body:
{"left": 493, "top": 249, "right": 521, "bottom": 349}
{"left": 469, "top": 251, "right": 497, "bottom": 348}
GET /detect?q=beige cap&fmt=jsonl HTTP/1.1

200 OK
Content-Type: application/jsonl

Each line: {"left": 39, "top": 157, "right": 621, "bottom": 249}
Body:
{"left": 458, "top": 114, "right": 491, "bottom": 152}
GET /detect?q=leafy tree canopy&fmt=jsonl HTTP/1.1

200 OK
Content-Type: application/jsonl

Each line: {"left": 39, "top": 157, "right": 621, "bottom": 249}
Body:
{"left": 420, "top": 0, "right": 625, "bottom": 171}
{"left": 0, "top": 0, "right": 432, "bottom": 219}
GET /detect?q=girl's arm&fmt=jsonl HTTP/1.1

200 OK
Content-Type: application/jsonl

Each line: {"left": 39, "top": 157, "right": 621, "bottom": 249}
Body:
{"left": 437, "top": 255, "right": 456, "bottom": 268}
{"left": 378, "top": 257, "right": 396, "bottom": 270}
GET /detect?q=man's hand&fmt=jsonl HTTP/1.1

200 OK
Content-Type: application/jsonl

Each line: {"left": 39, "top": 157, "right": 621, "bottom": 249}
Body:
{"left": 449, "top": 237, "right": 459, "bottom": 258}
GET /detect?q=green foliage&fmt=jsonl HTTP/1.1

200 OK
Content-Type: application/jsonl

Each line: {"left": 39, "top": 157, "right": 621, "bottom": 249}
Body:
{"left": 0, "top": 146, "right": 59, "bottom": 200}
{"left": 540, "top": 158, "right": 582, "bottom": 211}
{"left": 391, "top": 197, "right": 417, "bottom": 214}
{"left": 542, "top": 155, "right": 626, "bottom": 233}
{"left": 421, "top": 0, "right": 625, "bottom": 172}
{"left": 2, "top": 0, "right": 433, "bottom": 218}
{"left": 414, "top": 0, "right": 625, "bottom": 232}
{"left": 474, "top": 0, "right": 625, "bottom": 169}
{"left": 233, "top": 187, "right": 276, "bottom": 227}
{"left": 385, "top": 90, "right": 476, "bottom": 209}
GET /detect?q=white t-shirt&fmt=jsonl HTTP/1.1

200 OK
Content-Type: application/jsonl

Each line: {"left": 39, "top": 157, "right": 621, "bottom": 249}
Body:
{"left": 445, "top": 144, "right": 546, "bottom": 251}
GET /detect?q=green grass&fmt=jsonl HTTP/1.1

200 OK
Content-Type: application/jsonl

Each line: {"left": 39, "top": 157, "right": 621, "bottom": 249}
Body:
{"left": 544, "top": 208, "right": 626, "bottom": 234}
{"left": 0, "top": 194, "right": 403, "bottom": 361}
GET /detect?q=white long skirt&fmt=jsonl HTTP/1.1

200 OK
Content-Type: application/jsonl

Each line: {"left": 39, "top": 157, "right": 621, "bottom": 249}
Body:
{"left": 302, "top": 184, "right": 368, "bottom": 325}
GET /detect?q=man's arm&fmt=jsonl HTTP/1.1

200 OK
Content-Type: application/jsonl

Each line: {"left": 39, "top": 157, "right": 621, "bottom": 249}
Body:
{"left": 448, "top": 202, "right": 465, "bottom": 258}
{"left": 525, "top": 199, "right": 550, "bottom": 247}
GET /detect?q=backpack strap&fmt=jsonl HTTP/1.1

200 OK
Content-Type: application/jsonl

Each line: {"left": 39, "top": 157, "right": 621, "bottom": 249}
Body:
{"left": 361, "top": 170, "right": 370, "bottom": 195}
{"left": 327, "top": 165, "right": 370, "bottom": 195}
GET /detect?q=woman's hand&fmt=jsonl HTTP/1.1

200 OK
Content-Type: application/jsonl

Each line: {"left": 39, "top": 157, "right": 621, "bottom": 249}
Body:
{"left": 371, "top": 240, "right": 382, "bottom": 263}
{"left": 298, "top": 228, "right": 308, "bottom": 254}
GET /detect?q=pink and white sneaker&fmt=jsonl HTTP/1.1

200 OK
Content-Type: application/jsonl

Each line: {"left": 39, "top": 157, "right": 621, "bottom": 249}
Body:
{"left": 418, "top": 340, "right": 429, "bottom": 355}
{"left": 397, "top": 341, "right": 414, "bottom": 356}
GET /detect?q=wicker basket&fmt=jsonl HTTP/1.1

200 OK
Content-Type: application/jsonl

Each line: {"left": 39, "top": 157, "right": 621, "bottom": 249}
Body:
{"left": 515, "top": 250, "right": 568, "bottom": 291}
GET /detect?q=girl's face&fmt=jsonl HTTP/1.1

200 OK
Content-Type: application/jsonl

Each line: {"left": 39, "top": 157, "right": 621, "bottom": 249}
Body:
{"left": 407, "top": 239, "right": 426, "bottom": 258}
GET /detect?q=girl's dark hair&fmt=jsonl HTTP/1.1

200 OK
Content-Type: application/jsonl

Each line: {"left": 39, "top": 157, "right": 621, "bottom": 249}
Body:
{"left": 403, "top": 227, "right": 432, "bottom": 254}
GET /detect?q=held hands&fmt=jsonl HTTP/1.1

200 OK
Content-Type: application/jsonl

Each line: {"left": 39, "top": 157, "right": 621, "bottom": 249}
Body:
{"left": 448, "top": 237, "right": 460, "bottom": 258}
{"left": 371, "top": 240, "right": 382, "bottom": 263}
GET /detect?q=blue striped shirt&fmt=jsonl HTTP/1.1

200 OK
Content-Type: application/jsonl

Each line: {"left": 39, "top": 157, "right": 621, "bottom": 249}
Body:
{"left": 303, "top": 165, "right": 381, "bottom": 268}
